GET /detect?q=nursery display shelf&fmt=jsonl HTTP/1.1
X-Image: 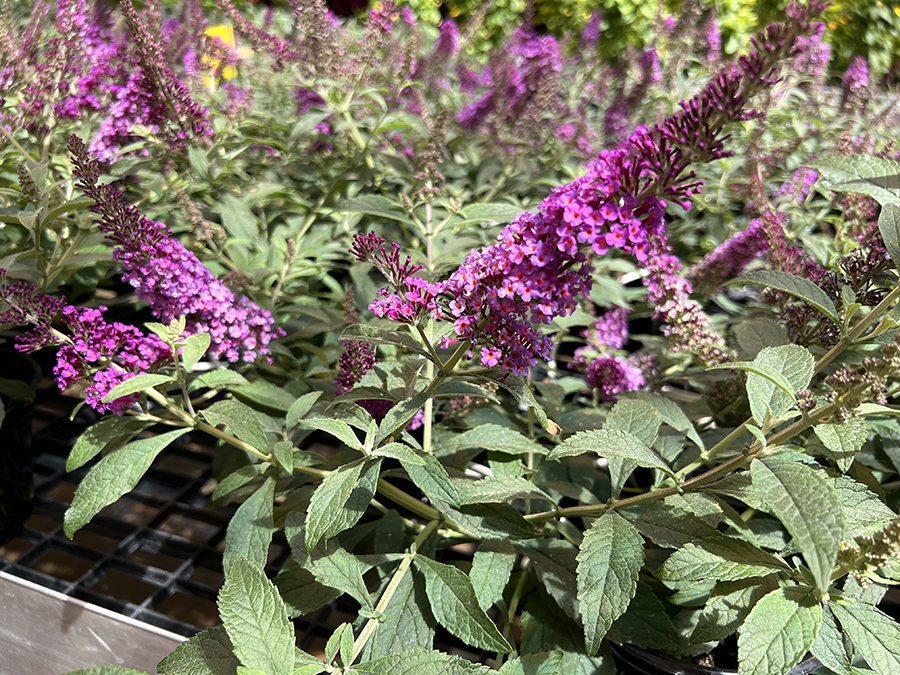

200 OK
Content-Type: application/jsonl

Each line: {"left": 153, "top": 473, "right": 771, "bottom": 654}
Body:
{"left": 0, "top": 383, "right": 491, "bottom": 666}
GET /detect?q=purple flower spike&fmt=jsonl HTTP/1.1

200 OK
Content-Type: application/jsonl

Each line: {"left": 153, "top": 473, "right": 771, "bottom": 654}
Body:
{"left": 69, "top": 136, "right": 283, "bottom": 363}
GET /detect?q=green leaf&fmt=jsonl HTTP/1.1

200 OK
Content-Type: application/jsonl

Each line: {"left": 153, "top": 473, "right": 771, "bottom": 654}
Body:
{"left": 414, "top": 557, "right": 512, "bottom": 653}
{"left": 156, "top": 625, "right": 241, "bottom": 675}
{"left": 309, "top": 546, "right": 373, "bottom": 611}
{"left": 606, "top": 583, "right": 681, "bottom": 653}
{"left": 101, "top": 372, "right": 175, "bottom": 403}
{"left": 516, "top": 540, "right": 579, "bottom": 622}
{"left": 496, "top": 651, "right": 564, "bottom": 675}
{"left": 734, "top": 317, "right": 791, "bottom": 359}
{"left": 219, "top": 558, "right": 294, "bottom": 675}
{"left": 66, "top": 417, "right": 152, "bottom": 472}
{"left": 811, "top": 607, "right": 866, "bottom": 675}
{"left": 745, "top": 345, "right": 814, "bottom": 425}
{"left": 479, "top": 372, "right": 555, "bottom": 431}
{"left": 306, "top": 458, "right": 380, "bottom": 550}
{"left": 298, "top": 418, "right": 363, "bottom": 451}
{"left": 811, "top": 155, "right": 900, "bottom": 207}
{"left": 470, "top": 539, "right": 515, "bottom": 611}
{"left": 192, "top": 370, "right": 250, "bottom": 390}
{"left": 454, "top": 476, "right": 550, "bottom": 505}
{"left": 815, "top": 420, "right": 868, "bottom": 472}
{"left": 737, "top": 587, "right": 822, "bottom": 675}
{"left": 878, "top": 203, "right": 900, "bottom": 270}
{"left": 831, "top": 599, "right": 900, "bottom": 675}
{"left": 224, "top": 476, "right": 275, "bottom": 573}
{"left": 623, "top": 392, "right": 704, "bottom": 450}
{"left": 604, "top": 399, "right": 660, "bottom": 445}
{"left": 751, "top": 458, "right": 844, "bottom": 593}
{"left": 64, "top": 429, "right": 188, "bottom": 537}
{"left": 351, "top": 648, "right": 491, "bottom": 675}
{"left": 286, "top": 392, "right": 323, "bottom": 430}
{"left": 731, "top": 270, "right": 839, "bottom": 326}
{"left": 692, "top": 576, "right": 780, "bottom": 644}
{"left": 392, "top": 446, "right": 460, "bottom": 507}
{"left": 433, "top": 501, "right": 540, "bottom": 540}
{"left": 577, "top": 512, "right": 644, "bottom": 655}
{"left": 357, "top": 568, "right": 435, "bottom": 662}
{"left": 203, "top": 400, "right": 269, "bottom": 453}
{"left": 181, "top": 332, "right": 211, "bottom": 371}
{"left": 833, "top": 476, "right": 896, "bottom": 538}
{"left": 273, "top": 563, "right": 341, "bottom": 618}
{"left": 438, "top": 424, "right": 546, "bottom": 456}
{"left": 656, "top": 538, "right": 790, "bottom": 582}
{"left": 445, "top": 202, "right": 525, "bottom": 228}
{"left": 707, "top": 360, "right": 797, "bottom": 407}
{"left": 232, "top": 380, "right": 297, "bottom": 413}
{"left": 220, "top": 193, "right": 259, "bottom": 242}
{"left": 340, "top": 323, "right": 428, "bottom": 358}
{"left": 547, "top": 429, "right": 675, "bottom": 479}
{"left": 338, "top": 195, "right": 414, "bottom": 224}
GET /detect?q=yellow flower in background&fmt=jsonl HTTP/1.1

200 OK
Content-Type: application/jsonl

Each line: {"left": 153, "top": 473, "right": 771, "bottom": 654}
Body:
{"left": 202, "top": 24, "right": 252, "bottom": 91}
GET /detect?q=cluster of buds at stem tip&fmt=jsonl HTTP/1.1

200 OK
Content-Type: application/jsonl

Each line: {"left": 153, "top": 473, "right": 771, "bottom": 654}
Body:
{"left": 838, "top": 518, "right": 900, "bottom": 586}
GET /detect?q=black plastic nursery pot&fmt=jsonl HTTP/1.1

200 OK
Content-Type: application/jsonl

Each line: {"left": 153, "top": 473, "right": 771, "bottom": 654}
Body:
{"left": 611, "top": 645, "right": 822, "bottom": 675}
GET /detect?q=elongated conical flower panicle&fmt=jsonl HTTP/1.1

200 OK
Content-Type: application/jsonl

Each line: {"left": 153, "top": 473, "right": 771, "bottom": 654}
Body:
{"left": 216, "top": 0, "right": 300, "bottom": 69}
{"left": 69, "top": 136, "right": 282, "bottom": 362}
{"left": 366, "top": 3, "right": 825, "bottom": 374}
{"left": 114, "top": 0, "right": 212, "bottom": 155}
{"left": 0, "top": 270, "right": 65, "bottom": 353}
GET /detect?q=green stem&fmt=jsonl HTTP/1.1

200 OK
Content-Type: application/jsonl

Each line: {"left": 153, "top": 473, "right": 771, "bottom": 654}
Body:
{"left": 349, "top": 519, "right": 440, "bottom": 665}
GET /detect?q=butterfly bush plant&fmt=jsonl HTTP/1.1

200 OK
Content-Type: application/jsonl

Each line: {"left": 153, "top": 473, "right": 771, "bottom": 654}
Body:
{"left": 3, "top": 2, "right": 900, "bottom": 675}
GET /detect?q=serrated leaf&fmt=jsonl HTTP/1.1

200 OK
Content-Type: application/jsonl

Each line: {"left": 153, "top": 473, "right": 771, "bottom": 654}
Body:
{"left": 831, "top": 600, "right": 900, "bottom": 675}
{"left": 751, "top": 458, "right": 844, "bottom": 593}
{"left": 351, "top": 648, "right": 491, "bottom": 675}
{"left": 607, "top": 583, "right": 681, "bottom": 652}
{"left": 224, "top": 476, "right": 275, "bottom": 573}
{"left": 357, "top": 568, "right": 435, "bottom": 661}
{"left": 815, "top": 420, "right": 868, "bottom": 473}
{"left": 707, "top": 360, "right": 797, "bottom": 408}
{"left": 737, "top": 587, "right": 821, "bottom": 675}
{"left": 448, "top": 202, "right": 525, "bottom": 227}
{"left": 548, "top": 428, "right": 675, "bottom": 479}
{"left": 439, "top": 424, "right": 547, "bottom": 456}
{"left": 604, "top": 399, "right": 660, "bottom": 446}
{"left": 811, "top": 155, "right": 900, "bottom": 207}
{"left": 656, "top": 538, "right": 789, "bottom": 582}
{"left": 156, "top": 625, "right": 240, "bottom": 675}
{"left": 394, "top": 447, "right": 460, "bottom": 507}
{"left": 745, "top": 345, "right": 814, "bottom": 425}
{"left": 433, "top": 380, "right": 499, "bottom": 401}
{"left": 218, "top": 558, "right": 294, "bottom": 675}
{"left": 692, "top": 576, "right": 780, "bottom": 644}
{"left": 479, "top": 372, "right": 554, "bottom": 431}
{"left": 833, "top": 476, "right": 896, "bottom": 538}
{"left": 232, "top": 380, "right": 297, "bottom": 413}
{"left": 101, "top": 372, "right": 175, "bottom": 403}
{"left": 273, "top": 563, "right": 341, "bottom": 618}
{"left": 309, "top": 546, "right": 373, "bottom": 611}
{"left": 496, "top": 651, "right": 564, "bottom": 675}
{"left": 470, "top": 539, "right": 515, "bottom": 611}
{"left": 877, "top": 203, "right": 900, "bottom": 269}
{"left": 415, "top": 557, "right": 512, "bottom": 653}
{"left": 298, "top": 417, "right": 363, "bottom": 451}
{"left": 65, "top": 429, "right": 188, "bottom": 537}
{"left": 306, "top": 458, "right": 380, "bottom": 550}
{"left": 734, "top": 317, "right": 791, "bottom": 359}
{"left": 181, "top": 332, "right": 211, "bottom": 371}
{"left": 203, "top": 400, "right": 269, "bottom": 453}
{"left": 811, "top": 607, "right": 862, "bottom": 675}
{"left": 577, "top": 512, "right": 644, "bottom": 655}
{"left": 192, "top": 370, "right": 250, "bottom": 389}
{"left": 731, "top": 270, "right": 839, "bottom": 326}
{"left": 623, "top": 392, "right": 704, "bottom": 450}
{"left": 454, "top": 476, "right": 550, "bottom": 505}
{"left": 286, "top": 392, "right": 323, "bottom": 430}
{"left": 66, "top": 417, "right": 152, "bottom": 472}
{"left": 433, "top": 500, "right": 540, "bottom": 539}
{"left": 515, "top": 540, "right": 579, "bottom": 621}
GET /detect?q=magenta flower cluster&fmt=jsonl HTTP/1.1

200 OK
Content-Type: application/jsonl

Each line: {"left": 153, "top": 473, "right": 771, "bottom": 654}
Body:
{"left": 573, "top": 307, "right": 646, "bottom": 401}
{"left": 688, "top": 219, "right": 768, "bottom": 293}
{"left": 586, "top": 358, "right": 645, "bottom": 402}
{"left": 70, "top": 135, "right": 282, "bottom": 363}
